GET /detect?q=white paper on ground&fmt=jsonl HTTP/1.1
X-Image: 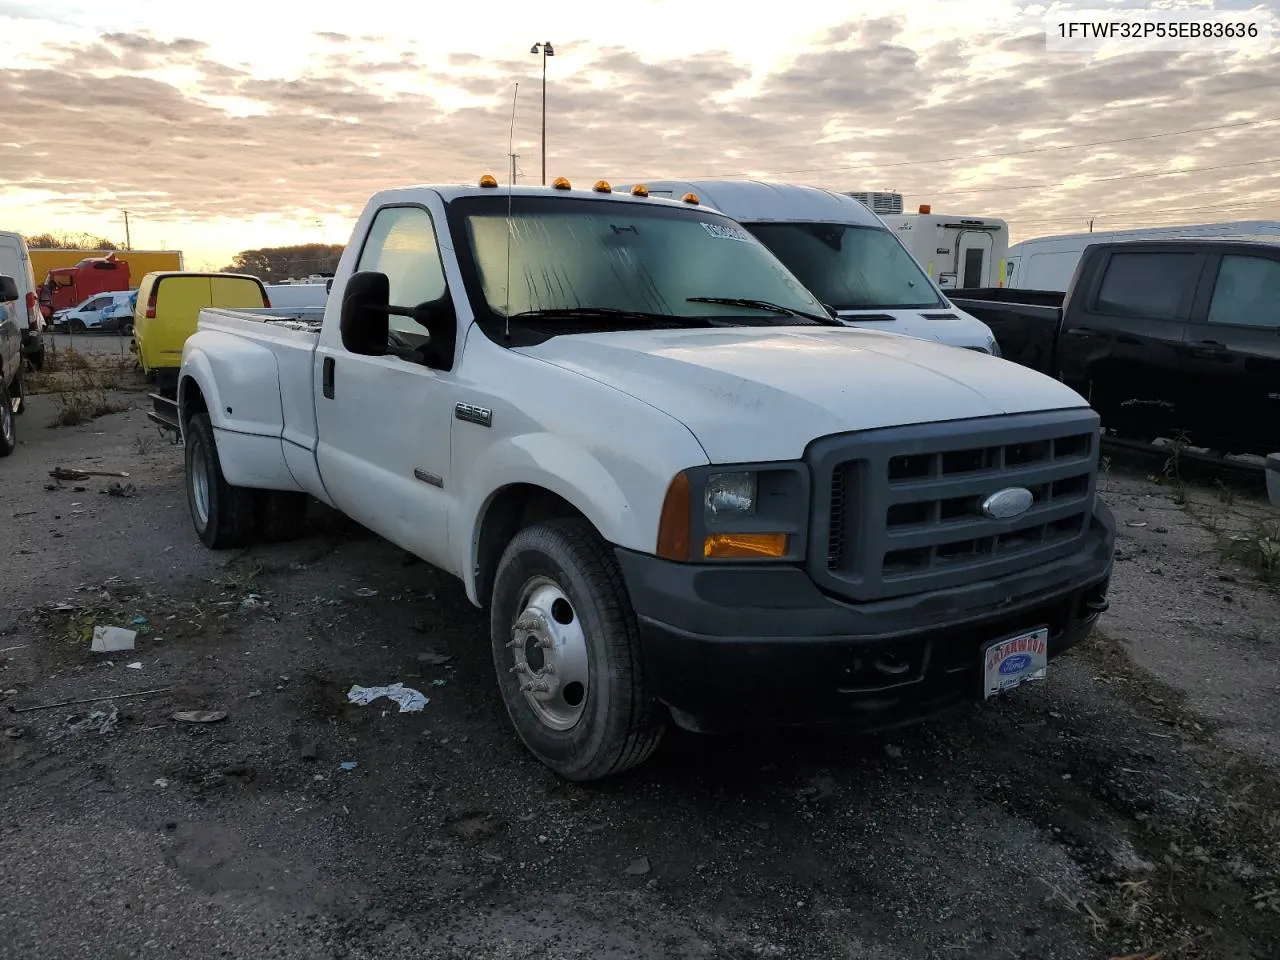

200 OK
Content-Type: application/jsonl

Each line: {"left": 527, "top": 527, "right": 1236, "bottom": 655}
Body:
{"left": 347, "top": 682, "right": 428, "bottom": 713}
{"left": 91, "top": 626, "right": 137, "bottom": 653}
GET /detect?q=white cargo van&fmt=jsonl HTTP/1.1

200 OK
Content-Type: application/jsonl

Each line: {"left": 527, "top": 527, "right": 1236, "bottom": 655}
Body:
{"left": 609, "top": 180, "right": 999, "bottom": 354}
{"left": 880, "top": 207, "right": 1009, "bottom": 290}
{"left": 264, "top": 282, "right": 328, "bottom": 310}
{"left": 0, "top": 231, "right": 44, "bottom": 369}
{"left": 1006, "top": 220, "right": 1280, "bottom": 292}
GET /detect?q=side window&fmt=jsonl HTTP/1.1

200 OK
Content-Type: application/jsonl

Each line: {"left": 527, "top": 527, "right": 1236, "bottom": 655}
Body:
{"left": 1093, "top": 252, "right": 1197, "bottom": 319}
{"left": 356, "top": 206, "right": 447, "bottom": 336}
{"left": 1207, "top": 255, "right": 1280, "bottom": 328}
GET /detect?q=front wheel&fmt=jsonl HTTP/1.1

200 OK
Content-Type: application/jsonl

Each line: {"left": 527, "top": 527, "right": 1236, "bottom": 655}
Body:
{"left": 489, "top": 518, "right": 667, "bottom": 781}
{"left": 0, "top": 379, "right": 15, "bottom": 457}
{"left": 184, "top": 412, "right": 256, "bottom": 548}
{"left": 69, "top": 319, "right": 85, "bottom": 333}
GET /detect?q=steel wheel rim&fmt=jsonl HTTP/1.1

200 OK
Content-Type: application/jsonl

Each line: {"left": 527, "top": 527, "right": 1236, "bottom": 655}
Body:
{"left": 190, "top": 437, "right": 210, "bottom": 526}
{"left": 509, "top": 576, "right": 590, "bottom": 731}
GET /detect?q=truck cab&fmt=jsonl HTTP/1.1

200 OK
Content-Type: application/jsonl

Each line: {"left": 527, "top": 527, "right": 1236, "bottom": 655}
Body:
{"left": 953, "top": 236, "right": 1280, "bottom": 456}
{"left": 609, "top": 179, "right": 1000, "bottom": 354}
{"left": 40, "top": 252, "right": 130, "bottom": 318}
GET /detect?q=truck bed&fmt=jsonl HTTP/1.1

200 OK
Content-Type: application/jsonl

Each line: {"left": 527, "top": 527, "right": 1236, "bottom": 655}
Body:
{"left": 947, "top": 290, "right": 1064, "bottom": 375}
{"left": 152, "top": 307, "right": 322, "bottom": 449}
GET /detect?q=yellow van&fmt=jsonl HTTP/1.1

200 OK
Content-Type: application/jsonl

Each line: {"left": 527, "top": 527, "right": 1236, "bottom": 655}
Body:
{"left": 133, "top": 272, "right": 268, "bottom": 393}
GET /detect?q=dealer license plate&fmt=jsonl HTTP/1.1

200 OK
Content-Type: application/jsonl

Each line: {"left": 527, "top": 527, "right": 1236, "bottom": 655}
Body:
{"left": 982, "top": 627, "right": 1049, "bottom": 700}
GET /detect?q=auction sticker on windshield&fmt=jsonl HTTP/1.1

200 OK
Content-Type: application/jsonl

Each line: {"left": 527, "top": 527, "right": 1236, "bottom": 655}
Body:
{"left": 701, "top": 222, "right": 754, "bottom": 243}
{"left": 982, "top": 627, "right": 1049, "bottom": 699}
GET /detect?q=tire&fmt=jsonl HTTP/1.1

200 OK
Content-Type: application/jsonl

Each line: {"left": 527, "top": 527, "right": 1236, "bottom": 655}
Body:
{"left": 24, "top": 344, "right": 44, "bottom": 372}
{"left": 69, "top": 319, "right": 85, "bottom": 333}
{"left": 256, "top": 490, "right": 309, "bottom": 542}
{"left": 489, "top": 518, "right": 666, "bottom": 781}
{"left": 0, "top": 379, "right": 15, "bottom": 458}
{"left": 184, "top": 412, "right": 256, "bottom": 548}
{"left": 10, "top": 366, "right": 24, "bottom": 416}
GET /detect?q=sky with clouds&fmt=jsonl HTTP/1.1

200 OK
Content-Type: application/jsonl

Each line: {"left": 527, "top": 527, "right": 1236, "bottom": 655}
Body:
{"left": 1, "top": 0, "right": 1277, "bottom": 270}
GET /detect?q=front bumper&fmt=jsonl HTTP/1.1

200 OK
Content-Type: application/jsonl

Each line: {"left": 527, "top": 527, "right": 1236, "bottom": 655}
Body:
{"left": 616, "top": 501, "right": 1115, "bottom": 733}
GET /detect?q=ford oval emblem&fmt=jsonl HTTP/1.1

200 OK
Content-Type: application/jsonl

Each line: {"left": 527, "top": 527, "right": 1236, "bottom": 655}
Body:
{"left": 1000, "top": 653, "right": 1032, "bottom": 674}
{"left": 980, "top": 487, "right": 1034, "bottom": 520}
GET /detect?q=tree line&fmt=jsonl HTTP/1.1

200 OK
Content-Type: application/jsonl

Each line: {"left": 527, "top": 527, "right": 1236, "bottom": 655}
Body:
{"left": 220, "top": 244, "right": 345, "bottom": 284}
{"left": 24, "top": 232, "right": 118, "bottom": 249}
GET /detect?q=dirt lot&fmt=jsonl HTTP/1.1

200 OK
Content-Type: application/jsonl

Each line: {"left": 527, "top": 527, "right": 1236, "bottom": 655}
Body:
{"left": 1, "top": 349, "right": 1278, "bottom": 960}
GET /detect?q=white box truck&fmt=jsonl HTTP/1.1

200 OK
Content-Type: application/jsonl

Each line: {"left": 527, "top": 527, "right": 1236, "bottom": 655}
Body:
{"left": 880, "top": 206, "right": 1010, "bottom": 291}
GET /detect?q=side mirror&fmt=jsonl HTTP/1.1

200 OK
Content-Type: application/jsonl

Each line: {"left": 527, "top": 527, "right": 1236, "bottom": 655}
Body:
{"left": 0, "top": 275, "right": 18, "bottom": 304}
{"left": 339, "top": 271, "right": 391, "bottom": 355}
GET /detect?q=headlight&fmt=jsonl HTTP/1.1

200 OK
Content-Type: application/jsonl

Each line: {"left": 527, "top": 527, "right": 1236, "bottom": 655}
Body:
{"left": 705, "top": 471, "right": 756, "bottom": 521}
{"left": 656, "top": 464, "right": 810, "bottom": 562}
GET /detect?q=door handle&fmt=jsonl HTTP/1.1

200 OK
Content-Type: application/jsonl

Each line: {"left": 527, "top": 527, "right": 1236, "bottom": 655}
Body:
{"left": 322, "top": 356, "right": 335, "bottom": 399}
{"left": 1195, "top": 340, "right": 1226, "bottom": 348}
{"left": 1064, "top": 326, "right": 1094, "bottom": 337}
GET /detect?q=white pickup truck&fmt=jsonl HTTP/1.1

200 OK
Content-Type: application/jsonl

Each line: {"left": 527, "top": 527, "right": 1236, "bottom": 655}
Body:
{"left": 163, "top": 177, "right": 1116, "bottom": 781}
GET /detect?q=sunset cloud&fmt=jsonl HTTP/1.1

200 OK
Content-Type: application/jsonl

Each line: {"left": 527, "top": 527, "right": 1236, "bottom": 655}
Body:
{"left": 1, "top": 4, "right": 1277, "bottom": 268}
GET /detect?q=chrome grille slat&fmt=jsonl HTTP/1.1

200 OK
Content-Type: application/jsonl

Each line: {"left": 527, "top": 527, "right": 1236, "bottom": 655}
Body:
{"left": 807, "top": 410, "right": 1101, "bottom": 603}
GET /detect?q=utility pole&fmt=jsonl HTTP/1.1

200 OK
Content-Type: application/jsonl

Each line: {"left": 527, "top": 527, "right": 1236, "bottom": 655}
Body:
{"left": 529, "top": 42, "right": 555, "bottom": 185}
{"left": 509, "top": 152, "right": 519, "bottom": 185}
{"left": 1088, "top": 218, "right": 1094, "bottom": 233}
{"left": 123, "top": 210, "right": 132, "bottom": 250}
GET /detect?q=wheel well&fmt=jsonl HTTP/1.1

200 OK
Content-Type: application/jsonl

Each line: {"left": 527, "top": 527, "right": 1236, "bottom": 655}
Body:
{"left": 180, "top": 377, "right": 207, "bottom": 426}
{"left": 474, "top": 484, "right": 590, "bottom": 607}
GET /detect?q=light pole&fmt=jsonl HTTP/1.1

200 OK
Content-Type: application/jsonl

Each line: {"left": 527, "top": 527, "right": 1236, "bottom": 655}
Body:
{"left": 529, "top": 41, "right": 554, "bottom": 185}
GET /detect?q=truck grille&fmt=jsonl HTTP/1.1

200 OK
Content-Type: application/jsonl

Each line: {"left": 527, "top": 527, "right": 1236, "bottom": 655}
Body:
{"left": 809, "top": 409, "right": 1100, "bottom": 603}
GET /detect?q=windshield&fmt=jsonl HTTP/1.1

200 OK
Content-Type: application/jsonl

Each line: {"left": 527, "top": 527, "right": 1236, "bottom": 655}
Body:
{"left": 745, "top": 222, "right": 945, "bottom": 311}
{"left": 451, "top": 196, "right": 828, "bottom": 330}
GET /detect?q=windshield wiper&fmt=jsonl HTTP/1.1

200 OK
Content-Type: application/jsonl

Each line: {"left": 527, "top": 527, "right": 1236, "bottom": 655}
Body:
{"left": 686, "top": 297, "right": 841, "bottom": 326}
{"left": 506, "top": 307, "right": 715, "bottom": 328}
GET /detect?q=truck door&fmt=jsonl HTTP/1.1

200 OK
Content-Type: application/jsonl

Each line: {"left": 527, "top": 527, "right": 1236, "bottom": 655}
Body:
{"left": 955, "top": 230, "right": 994, "bottom": 288}
{"left": 1180, "top": 249, "right": 1280, "bottom": 453}
{"left": 313, "top": 201, "right": 456, "bottom": 573}
{"left": 1059, "top": 248, "right": 1202, "bottom": 442}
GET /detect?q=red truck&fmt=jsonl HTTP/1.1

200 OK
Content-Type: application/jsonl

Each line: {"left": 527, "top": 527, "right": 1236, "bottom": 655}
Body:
{"left": 38, "top": 252, "right": 131, "bottom": 319}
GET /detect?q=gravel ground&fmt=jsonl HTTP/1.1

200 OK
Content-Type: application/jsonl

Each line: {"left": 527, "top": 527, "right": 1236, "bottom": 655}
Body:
{"left": 1, "top": 358, "right": 1278, "bottom": 960}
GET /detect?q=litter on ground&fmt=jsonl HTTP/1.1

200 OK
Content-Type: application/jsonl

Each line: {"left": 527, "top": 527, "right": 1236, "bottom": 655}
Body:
{"left": 172, "top": 710, "right": 228, "bottom": 724}
{"left": 347, "top": 682, "right": 428, "bottom": 713}
{"left": 91, "top": 626, "right": 137, "bottom": 653}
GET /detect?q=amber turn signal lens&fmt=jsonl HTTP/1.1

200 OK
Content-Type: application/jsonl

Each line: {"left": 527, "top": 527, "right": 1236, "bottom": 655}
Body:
{"left": 703, "top": 533, "right": 788, "bottom": 559}
{"left": 655, "top": 472, "right": 692, "bottom": 561}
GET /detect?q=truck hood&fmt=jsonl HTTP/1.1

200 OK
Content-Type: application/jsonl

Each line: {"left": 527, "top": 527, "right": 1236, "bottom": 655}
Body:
{"left": 834, "top": 306, "right": 995, "bottom": 351}
{"left": 518, "top": 326, "right": 1087, "bottom": 463}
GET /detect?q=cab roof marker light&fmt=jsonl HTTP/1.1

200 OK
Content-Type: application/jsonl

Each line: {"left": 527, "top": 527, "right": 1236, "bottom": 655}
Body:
{"left": 682, "top": 192, "right": 700, "bottom": 204}
{"left": 552, "top": 176, "right": 572, "bottom": 190}
{"left": 479, "top": 174, "right": 499, "bottom": 188}
{"left": 593, "top": 180, "right": 612, "bottom": 193}
{"left": 630, "top": 184, "right": 649, "bottom": 197}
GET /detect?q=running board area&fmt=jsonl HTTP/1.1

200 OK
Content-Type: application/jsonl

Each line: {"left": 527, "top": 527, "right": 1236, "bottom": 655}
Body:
{"left": 147, "top": 393, "right": 182, "bottom": 442}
